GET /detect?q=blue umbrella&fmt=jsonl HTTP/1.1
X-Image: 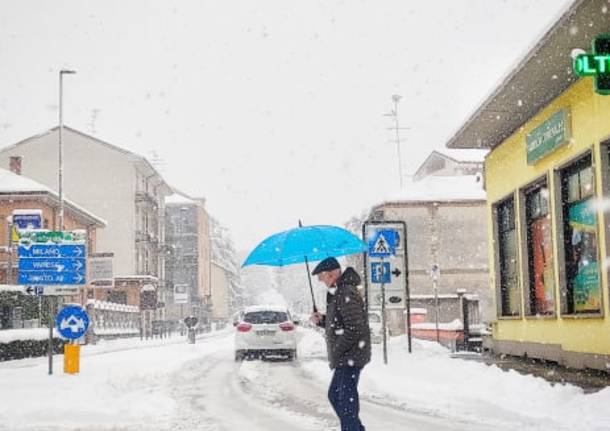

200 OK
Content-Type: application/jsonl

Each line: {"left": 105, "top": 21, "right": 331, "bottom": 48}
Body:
{"left": 242, "top": 222, "right": 366, "bottom": 312}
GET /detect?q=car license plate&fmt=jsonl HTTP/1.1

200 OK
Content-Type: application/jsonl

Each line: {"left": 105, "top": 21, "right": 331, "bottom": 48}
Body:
{"left": 256, "top": 330, "right": 275, "bottom": 336}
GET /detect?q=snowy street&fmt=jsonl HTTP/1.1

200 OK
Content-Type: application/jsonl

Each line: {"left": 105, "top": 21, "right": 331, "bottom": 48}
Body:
{"left": 2, "top": 328, "right": 610, "bottom": 431}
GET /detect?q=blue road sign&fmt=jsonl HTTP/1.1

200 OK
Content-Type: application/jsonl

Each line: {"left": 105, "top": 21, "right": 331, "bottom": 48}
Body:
{"left": 55, "top": 306, "right": 89, "bottom": 340}
{"left": 12, "top": 213, "right": 42, "bottom": 229}
{"left": 18, "top": 244, "right": 86, "bottom": 258}
{"left": 18, "top": 257, "right": 86, "bottom": 272}
{"left": 19, "top": 270, "right": 86, "bottom": 285}
{"left": 368, "top": 229, "right": 397, "bottom": 258}
{"left": 371, "top": 262, "right": 391, "bottom": 284}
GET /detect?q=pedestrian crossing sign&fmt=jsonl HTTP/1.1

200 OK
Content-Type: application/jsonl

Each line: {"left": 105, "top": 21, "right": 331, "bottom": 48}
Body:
{"left": 368, "top": 229, "right": 397, "bottom": 257}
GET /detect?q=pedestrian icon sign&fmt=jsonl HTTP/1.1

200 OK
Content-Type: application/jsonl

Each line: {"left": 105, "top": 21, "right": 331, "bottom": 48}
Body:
{"left": 368, "top": 229, "right": 397, "bottom": 257}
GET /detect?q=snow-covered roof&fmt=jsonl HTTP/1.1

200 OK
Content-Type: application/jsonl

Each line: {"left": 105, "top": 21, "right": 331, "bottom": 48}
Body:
{"left": 378, "top": 175, "right": 486, "bottom": 204}
{"left": 436, "top": 149, "right": 488, "bottom": 163}
{"left": 0, "top": 168, "right": 107, "bottom": 227}
{"left": 0, "top": 126, "right": 172, "bottom": 195}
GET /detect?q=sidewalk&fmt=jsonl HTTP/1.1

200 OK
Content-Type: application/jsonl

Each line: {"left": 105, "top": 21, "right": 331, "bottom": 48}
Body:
{"left": 454, "top": 351, "right": 610, "bottom": 393}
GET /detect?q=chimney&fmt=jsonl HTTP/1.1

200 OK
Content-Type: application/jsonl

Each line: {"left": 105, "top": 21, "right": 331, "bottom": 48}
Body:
{"left": 9, "top": 156, "right": 22, "bottom": 175}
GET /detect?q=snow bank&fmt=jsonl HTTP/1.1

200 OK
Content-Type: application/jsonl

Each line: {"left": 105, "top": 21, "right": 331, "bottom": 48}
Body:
{"left": 0, "top": 329, "right": 232, "bottom": 430}
{"left": 0, "top": 328, "right": 58, "bottom": 343}
{"left": 299, "top": 329, "right": 610, "bottom": 430}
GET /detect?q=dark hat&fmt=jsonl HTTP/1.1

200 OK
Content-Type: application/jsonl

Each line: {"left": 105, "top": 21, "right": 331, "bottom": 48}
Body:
{"left": 312, "top": 257, "right": 341, "bottom": 275}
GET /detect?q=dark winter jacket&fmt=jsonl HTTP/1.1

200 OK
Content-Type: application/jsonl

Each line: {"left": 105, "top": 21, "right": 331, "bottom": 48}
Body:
{"left": 319, "top": 267, "right": 371, "bottom": 369}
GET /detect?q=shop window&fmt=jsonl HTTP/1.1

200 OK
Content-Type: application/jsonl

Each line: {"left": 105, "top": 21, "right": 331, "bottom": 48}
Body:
{"left": 559, "top": 154, "right": 601, "bottom": 314}
{"left": 495, "top": 196, "right": 520, "bottom": 316}
{"left": 524, "top": 182, "right": 555, "bottom": 315}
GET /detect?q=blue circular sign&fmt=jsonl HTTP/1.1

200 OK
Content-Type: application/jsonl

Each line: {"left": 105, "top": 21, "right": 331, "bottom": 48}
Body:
{"left": 55, "top": 305, "right": 90, "bottom": 340}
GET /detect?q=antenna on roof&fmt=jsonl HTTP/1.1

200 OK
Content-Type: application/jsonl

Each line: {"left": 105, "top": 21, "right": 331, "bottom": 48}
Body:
{"left": 383, "top": 95, "right": 410, "bottom": 191}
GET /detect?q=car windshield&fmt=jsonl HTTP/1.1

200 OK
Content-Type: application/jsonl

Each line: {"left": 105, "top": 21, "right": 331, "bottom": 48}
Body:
{"left": 243, "top": 311, "right": 288, "bottom": 324}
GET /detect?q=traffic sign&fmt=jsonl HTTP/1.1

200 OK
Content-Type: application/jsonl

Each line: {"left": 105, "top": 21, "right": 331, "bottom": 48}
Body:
{"left": 25, "top": 285, "right": 79, "bottom": 296}
{"left": 18, "top": 244, "right": 86, "bottom": 258}
{"left": 88, "top": 253, "right": 113, "bottom": 288}
{"left": 19, "top": 271, "right": 86, "bottom": 285}
{"left": 18, "top": 231, "right": 87, "bottom": 287}
{"left": 18, "top": 257, "right": 85, "bottom": 272}
{"left": 12, "top": 212, "right": 42, "bottom": 230}
{"left": 371, "top": 262, "right": 391, "bottom": 284}
{"left": 368, "top": 229, "right": 397, "bottom": 257}
{"left": 55, "top": 306, "right": 89, "bottom": 340}
{"left": 19, "top": 230, "right": 86, "bottom": 245}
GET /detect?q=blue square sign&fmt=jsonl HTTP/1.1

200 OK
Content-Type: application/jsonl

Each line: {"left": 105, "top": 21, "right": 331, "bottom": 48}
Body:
{"left": 368, "top": 229, "right": 397, "bottom": 257}
{"left": 371, "top": 262, "right": 391, "bottom": 284}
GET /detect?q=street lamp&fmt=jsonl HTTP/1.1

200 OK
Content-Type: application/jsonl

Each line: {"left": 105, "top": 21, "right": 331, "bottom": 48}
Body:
{"left": 58, "top": 69, "right": 76, "bottom": 231}
{"left": 49, "top": 69, "right": 76, "bottom": 375}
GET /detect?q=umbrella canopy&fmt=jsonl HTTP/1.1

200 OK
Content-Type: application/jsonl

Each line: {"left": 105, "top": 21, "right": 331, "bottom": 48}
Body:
{"left": 242, "top": 224, "right": 366, "bottom": 267}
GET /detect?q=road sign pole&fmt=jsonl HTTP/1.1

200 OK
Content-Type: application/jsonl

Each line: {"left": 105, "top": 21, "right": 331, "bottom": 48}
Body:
{"left": 381, "top": 257, "right": 388, "bottom": 365}
{"left": 433, "top": 277, "right": 440, "bottom": 343}
{"left": 48, "top": 297, "right": 54, "bottom": 375}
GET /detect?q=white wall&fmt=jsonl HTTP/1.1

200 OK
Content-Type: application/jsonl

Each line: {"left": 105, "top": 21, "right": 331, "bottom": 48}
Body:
{"left": 0, "top": 129, "right": 136, "bottom": 274}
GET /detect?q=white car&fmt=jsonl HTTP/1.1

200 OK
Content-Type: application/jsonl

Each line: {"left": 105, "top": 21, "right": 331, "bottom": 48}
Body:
{"left": 234, "top": 305, "right": 298, "bottom": 361}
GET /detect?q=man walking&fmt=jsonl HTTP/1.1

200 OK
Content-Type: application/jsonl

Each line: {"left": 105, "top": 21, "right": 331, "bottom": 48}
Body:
{"left": 310, "top": 257, "right": 371, "bottom": 431}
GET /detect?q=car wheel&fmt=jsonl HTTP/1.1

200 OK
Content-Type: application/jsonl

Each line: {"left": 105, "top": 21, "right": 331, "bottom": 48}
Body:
{"left": 288, "top": 349, "right": 297, "bottom": 361}
{"left": 235, "top": 351, "right": 243, "bottom": 362}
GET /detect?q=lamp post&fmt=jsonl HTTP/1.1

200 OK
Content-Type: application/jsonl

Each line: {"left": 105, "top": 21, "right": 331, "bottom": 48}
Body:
{"left": 58, "top": 69, "right": 76, "bottom": 231}
{"left": 49, "top": 69, "right": 76, "bottom": 376}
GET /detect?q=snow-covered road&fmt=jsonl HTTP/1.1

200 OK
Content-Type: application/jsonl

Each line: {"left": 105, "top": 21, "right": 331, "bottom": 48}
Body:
{"left": 163, "top": 348, "right": 491, "bottom": 431}
{"left": 1, "top": 328, "right": 610, "bottom": 430}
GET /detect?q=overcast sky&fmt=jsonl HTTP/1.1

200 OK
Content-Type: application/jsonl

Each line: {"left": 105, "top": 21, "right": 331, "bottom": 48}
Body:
{"left": 0, "top": 0, "right": 572, "bottom": 251}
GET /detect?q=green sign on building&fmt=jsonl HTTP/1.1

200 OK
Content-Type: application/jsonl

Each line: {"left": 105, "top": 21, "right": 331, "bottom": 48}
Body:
{"left": 573, "top": 34, "right": 610, "bottom": 95}
{"left": 526, "top": 108, "right": 571, "bottom": 165}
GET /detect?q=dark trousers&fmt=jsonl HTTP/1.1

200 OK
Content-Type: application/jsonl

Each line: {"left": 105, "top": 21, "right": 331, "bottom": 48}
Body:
{"left": 328, "top": 366, "right": 365, "bottom": 431}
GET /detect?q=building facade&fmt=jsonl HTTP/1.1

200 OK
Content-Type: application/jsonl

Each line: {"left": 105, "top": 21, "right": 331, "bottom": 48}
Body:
{"left": 369, "top": 172, "right": 490, "bottom": 335}
{"left": 446, "top": 0, "right": 610, "bottom": 370}
{"left": 164, "top": 191, "right": 212, "bottom": 324}
{"left": 0, "top": 127, "right": 172, "bottom": 313}
{"left": 0, "top": 168, "right": 105, "bottom": 329}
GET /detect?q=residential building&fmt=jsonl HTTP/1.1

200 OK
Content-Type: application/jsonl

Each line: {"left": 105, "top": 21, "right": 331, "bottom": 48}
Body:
{"left": 413, "top": 149, "right": 487, "bottom": 181}
{"left": 0, "top": 127, "right": 172, "bottom": 316}
{"left": 164, "top": 190, "right": 212, "bottom": 325}
{"left": 446, "top": 0, "right": 610, "bottom": 370}
{"left": 0, "top": 167, "right": 105, "bottom": 329}
{"left": 210, "top": 261, "right": 231, "bottom": 322}
{"left": 366, "top": 155, "right": 489, "bottom": 335}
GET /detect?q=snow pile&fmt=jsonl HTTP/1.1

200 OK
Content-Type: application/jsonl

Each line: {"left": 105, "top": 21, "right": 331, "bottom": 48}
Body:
{"left": 299, "top": 330, "right": 610, "bottom": 430}
{"left": 0, "top": 328, "right": 58, "bottom": 343}
{"left": 0, "top": 329, "right": 232, "bottom": 430}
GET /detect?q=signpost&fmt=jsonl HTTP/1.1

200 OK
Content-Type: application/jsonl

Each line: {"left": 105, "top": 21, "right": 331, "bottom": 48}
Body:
{"left": 363, "top": 221, "right": 411, "bottom": 363}
{"left": 88, "top": 252, "right": 114, "bottom": 288}
{"left": 17, "top": 229, "right": 87, "bottom": 375}
{"left": 55, "top": 305, "right": 89, "bottom": 374}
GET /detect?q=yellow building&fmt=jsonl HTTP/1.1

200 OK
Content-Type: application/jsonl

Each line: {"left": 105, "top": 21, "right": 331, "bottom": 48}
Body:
{"left": 447, "top": 0, "right": 610, "bottom": 370}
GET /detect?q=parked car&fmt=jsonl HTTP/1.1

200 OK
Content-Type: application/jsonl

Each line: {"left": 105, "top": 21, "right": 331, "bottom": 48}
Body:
{"left": 369, "top": 311, "right": 384, "bottom": 344}
{"left": 234, "top": 305, "right": 298, "bottom": 361}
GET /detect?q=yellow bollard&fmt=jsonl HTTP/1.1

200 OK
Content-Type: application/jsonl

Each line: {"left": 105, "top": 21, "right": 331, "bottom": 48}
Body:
{"left": 63, "top": 344, "right": 80, "bottom": 374}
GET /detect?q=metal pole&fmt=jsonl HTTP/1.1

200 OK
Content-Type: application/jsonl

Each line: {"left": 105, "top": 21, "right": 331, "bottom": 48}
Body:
{"left": 433, "top": 277, "right": 440, "bottom": 343}
{"left": 298, "top": 220, "right": 317, "bottom": 313}
{"left": 381, "top": 257, "right": 388, "bottom": 365}
{"left": 6, "top": 218, "right": 12, "bottom": 284}
{"left": 59, "top": 69, "right": 76, "bottom": 232}
{"left": 48, "top": 297, "right": 53, "bottom": 375}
